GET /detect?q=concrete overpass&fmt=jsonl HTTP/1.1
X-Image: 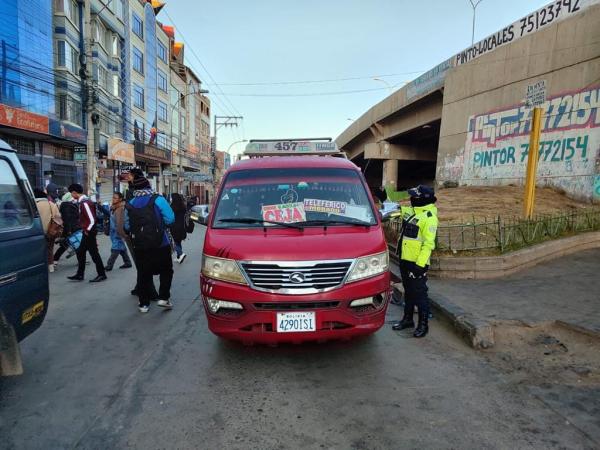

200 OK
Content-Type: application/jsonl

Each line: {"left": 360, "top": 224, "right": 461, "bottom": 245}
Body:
{"left": 337, "top": 0, "right": 600, "bottom": 202}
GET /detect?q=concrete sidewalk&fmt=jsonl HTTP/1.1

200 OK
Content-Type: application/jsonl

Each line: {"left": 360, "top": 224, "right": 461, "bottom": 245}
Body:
{"left": 429, "top": 248, "right": 600, "bottom": 335}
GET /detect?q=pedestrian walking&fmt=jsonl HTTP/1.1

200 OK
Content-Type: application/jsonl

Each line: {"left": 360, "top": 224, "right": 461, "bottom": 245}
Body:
{"left": 124, "top": 173, "right": 175, "bottom": 313}
{"left": 34, "top": 188, "right": 62, "bottom": 273}
{"left": 390, "top": 185, "right": 438, "bottom": 338}
{"left": 53, "top": 192, "right": 80, "bottom": 264}
{"left": 104, "top": 192, "right": 132, "bottom": 271}
{"left": 170, "top": 193, "right": 187, "bottom": 264}
{"left": 66, "top": 183, "right": 107, "bottom": 283}
{"left": 121, "top": 168, "right": 159, "bottom": 299}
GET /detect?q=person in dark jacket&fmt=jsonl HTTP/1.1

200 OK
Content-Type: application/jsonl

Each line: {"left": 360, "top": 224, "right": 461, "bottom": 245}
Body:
{"left": 53, "top": 192, "right": 81, "bottom": 263}
{"left": 66, "top": 183, "right": 107, "bottom": 282}
{"left": 170, "top": 193, "right": 187, "bottom": 264}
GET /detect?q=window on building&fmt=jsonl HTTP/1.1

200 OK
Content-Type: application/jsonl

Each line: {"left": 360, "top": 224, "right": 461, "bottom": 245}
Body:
{"left": 132, "top": 13, "right": 143, "bottom": 38}
{"left": 57, "top": 94, "right": 82, "bottom": 125}
{"left": 158, "top": 69, "right": 168, "bottom": 92}
{"left": 157, "top": 41, "right": 167, "bottom": 62}
{"left": 132, "top": 46, "right": 144, "bottom": 74}
{"left": 115, "top": 0, "right": 124, "bottom": 21}
{"left": 55, "top": 0, "right": 79, "bottom": 26}
{"left": 57, "top": 40, "right": 78, "bottom": 74}
{"left": 112, "top": 74, "right": 120, "bottom": 97}
{"left": 98, "top": 65, "right": 109, "bottom": 91}
{"left": 180, "top": 114, "right": 186, "bottom": 131}
{"left": 111, "top": 35, "right": 119, "bottom": 57}
{"left": 158, "top": 101, "right": 168, "bottom": 123}
{"left": 133, "top": 84, "right": 144, "bottom": 110}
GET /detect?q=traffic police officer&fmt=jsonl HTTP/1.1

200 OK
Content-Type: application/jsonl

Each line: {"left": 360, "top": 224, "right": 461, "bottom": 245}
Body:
{"left": 390, "top": 185, "right": 438, "bottom": 338}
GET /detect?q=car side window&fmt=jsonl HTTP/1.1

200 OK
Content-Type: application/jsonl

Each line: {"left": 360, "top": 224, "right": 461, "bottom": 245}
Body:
{"left": 0, "top": 159, "right": 33, "bottom": 231}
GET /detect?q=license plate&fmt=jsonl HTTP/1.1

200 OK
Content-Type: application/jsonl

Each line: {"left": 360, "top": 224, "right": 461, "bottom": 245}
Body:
{"left": 276, "top": 312, "right": 316, "bottom": 333}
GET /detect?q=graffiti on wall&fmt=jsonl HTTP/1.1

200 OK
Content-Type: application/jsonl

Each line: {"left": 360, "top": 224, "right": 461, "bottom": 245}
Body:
{"left": 462, "top": 86, "right": 600, "bottom": 199}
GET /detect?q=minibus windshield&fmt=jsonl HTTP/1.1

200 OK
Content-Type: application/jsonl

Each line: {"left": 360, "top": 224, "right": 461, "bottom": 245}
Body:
{"left": 213, "top": 167, "right": 377, "bottom": 228}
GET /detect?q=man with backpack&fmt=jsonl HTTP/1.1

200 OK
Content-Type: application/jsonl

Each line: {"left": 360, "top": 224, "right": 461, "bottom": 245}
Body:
{"left": 124, "top": 173, "right": 175, "bottom": 313}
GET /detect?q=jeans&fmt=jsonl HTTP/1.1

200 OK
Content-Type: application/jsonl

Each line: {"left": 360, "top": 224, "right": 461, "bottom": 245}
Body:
{"left": 174, "top": 240, "right": 183, "bottom": 257}
{"left": 105, "top": 249, "right": 132, "bottom": 269}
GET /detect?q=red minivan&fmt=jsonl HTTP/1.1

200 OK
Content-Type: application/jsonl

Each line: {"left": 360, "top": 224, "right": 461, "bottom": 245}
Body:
{"left": 200, "top": 140, "right": 390, "bottom": 344}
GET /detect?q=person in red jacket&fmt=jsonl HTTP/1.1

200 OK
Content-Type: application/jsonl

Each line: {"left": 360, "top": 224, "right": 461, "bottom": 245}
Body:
{"left": 66, "top": 184, "right": 107, "bottom": 282}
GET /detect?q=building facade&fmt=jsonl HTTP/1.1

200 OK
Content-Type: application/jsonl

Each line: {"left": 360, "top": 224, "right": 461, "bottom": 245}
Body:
{"left": 0, "top": 0, "right": 85, "bottom": 190}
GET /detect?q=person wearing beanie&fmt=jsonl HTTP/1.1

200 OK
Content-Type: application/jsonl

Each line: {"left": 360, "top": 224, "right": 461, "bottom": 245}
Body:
{"left": 53, "top": 192, "right": 81, "bottom": 264}
{"left": 124, "top": 174, "right": 175, "bottom": 313}
{"left": 66, "top": 183, "right": 107, "bottom": 282}
{"left": 389, "top": 185, "right": 438, "bottom": 338}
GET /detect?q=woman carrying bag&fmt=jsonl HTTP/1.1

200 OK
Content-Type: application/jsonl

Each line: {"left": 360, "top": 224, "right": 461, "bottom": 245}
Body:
{"left": 34, "top": 188, "right": 62, "bottom": 273}
{"left": 169, "top": 193, "right": 187, "bottom": 264}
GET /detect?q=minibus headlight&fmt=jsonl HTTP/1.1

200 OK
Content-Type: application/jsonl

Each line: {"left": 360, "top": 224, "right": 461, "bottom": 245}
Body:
{"left": 206, "top": 298, "right": 243, "bottom": 313}
{"left": 201, "top": 255, "right": 248, "bottom": 284}
{"left": 347, "top": 251, "right": 389, "bottom": 282}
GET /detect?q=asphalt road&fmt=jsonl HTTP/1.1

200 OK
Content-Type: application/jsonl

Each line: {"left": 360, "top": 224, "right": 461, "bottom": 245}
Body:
{"left": 0, "top": 228, "right": 596, "bottom": 449}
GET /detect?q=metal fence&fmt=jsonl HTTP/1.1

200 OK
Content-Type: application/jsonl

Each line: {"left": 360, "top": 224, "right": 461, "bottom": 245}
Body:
{"left": 384, "top": 208, "right": 600, "bottom": 254}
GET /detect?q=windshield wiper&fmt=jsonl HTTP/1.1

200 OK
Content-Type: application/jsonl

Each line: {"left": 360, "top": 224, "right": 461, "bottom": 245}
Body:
{"left": 296, "top": 219, "right": 372, "bottom": 228}
{"left": 218, "top": 217, "right": 304, "bottom": 229}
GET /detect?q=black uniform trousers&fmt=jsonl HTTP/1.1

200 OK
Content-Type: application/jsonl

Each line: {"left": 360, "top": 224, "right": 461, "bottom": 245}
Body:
{"left": 134, "top": 245, "right": 173, "bottom": 307}
{"left": 398, "top": 260, "right": 430, "bottom": 316}
{"left": 76, "top": 230, "right": 106, "bottom": 278}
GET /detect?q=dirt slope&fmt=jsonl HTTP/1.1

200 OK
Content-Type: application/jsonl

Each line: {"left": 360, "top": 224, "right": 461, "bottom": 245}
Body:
{"left": 413, "top": 186, "right": 593, "bottom": 223}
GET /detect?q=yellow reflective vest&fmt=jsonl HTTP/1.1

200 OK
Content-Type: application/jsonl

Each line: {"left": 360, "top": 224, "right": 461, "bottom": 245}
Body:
{"left": 390, "top": 203, "right": 438, "bottom": 268}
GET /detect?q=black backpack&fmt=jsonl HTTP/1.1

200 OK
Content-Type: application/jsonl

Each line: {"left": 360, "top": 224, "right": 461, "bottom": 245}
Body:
{"left": 125, "top": 195, "right": 164, "bottom": 249}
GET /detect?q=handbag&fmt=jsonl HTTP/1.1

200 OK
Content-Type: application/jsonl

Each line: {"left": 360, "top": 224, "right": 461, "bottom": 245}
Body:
{"left": 47, "top": 204, "right": 64, "bottom": 239}
{"left": 185, "top": 212, "right": 195, "bottom": 234}
{"left": 67, "top": 230, "right": 83, "bottom": 250}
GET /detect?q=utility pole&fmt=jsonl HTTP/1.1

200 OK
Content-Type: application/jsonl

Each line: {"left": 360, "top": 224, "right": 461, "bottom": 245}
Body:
{"left": 212, "top": 115, "right": 242, "bottom": 190}
{"left": 83, "top": 0, "right": 98, "bottom": 197}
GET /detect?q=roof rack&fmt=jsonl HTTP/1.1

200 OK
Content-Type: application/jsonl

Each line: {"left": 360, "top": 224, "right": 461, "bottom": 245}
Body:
{"left": 244, "top": 138, "right": 346, "bottom": 158}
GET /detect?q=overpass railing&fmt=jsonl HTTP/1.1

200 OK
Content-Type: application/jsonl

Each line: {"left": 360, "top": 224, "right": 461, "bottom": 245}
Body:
{"left": 384, "top": 208, "right": 600, "bottom": 255}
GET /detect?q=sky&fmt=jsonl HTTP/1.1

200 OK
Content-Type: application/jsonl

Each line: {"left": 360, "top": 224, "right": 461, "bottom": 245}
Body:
{"left": 163, "top": 0, "right": 550, "bottom": 156}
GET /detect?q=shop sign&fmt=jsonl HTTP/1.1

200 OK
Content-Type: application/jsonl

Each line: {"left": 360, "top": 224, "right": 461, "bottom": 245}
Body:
{"left": 134, "top": 141, "right": 170, "bottom": 164}
{"left": 108, "top": 138, "right": 135, "bottom": 164}
{"left": 162, "top": 169, "right": 173, "bottom": 176}
{"left": 147, "top": 164, "right": 161, "bottom": 176}
{"left": 0, "top": 103, "right": 49, "bottom": 134}
{"left": 49, "top": 119, "right": 87, "bottom": 144}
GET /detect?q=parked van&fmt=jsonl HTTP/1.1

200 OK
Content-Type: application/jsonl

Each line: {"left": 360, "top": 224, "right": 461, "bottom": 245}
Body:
{"left": 200, "top": 139, "right": 390, "bottom": 344}
{"left": 0, "top": 139, "right": 49, "bottom": 375}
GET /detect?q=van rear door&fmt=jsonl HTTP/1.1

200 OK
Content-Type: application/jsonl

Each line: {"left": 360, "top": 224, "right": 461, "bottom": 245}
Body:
{"left": 0, "top": 155, "right": 48, "bottom": 342}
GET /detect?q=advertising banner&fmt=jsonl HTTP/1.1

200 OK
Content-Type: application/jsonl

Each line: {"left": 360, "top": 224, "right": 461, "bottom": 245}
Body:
{"left": 0, "top": 104, "right": 49, "bottom": 134}
{"left": 108, "top": 138, "right": 135, "bottom": 164}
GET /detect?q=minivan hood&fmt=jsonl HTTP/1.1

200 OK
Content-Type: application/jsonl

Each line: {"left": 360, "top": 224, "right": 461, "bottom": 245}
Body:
{"left": 203, "top": 226, "right": 387, "bottom": 262}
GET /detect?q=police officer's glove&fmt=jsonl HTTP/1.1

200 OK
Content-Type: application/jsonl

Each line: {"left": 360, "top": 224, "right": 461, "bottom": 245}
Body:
{"left": 409, "top": 264, "right": 427, "bottom": 279}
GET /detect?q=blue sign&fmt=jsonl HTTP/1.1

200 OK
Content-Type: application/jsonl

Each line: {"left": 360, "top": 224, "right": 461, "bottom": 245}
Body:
{"left": 49, "top": 119, "right": 87, "bottom": 145}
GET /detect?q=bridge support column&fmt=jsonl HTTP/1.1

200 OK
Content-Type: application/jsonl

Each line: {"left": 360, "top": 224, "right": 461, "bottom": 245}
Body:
{"left": 382, "top": 159, "right": 398, "bottom": 191}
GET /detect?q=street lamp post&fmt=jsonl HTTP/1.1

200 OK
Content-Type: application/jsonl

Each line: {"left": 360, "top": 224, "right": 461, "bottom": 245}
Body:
{"left": 372, "top": 77, "right": 394, "bottom": 94}
{"left": 225, "top": 139, "right": 248, "bottom": 164}
{"left": 469, "top": 0, "right": 485, "bottom": 46}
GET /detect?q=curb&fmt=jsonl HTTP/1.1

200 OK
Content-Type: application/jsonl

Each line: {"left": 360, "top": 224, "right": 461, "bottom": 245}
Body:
{"left": 390, "top": 282, "right": 495, "bottom": 349}
{"left": 389, "top": 231, "right": 600, "bottom": 279}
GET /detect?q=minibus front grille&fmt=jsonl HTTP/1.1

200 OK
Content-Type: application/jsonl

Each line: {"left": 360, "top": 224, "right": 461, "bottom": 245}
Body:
{"left": 241, "top": 260, "right": 353, "bottom": 294}
{"left": 254, "top": 301, "right": 340, "bottom": 310}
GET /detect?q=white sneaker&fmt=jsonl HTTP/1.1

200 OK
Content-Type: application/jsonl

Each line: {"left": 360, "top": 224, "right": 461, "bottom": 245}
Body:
{"left": 157, "top": 299, "right": 173, "bottom": 309}
{"left": 177, "top": 253, "right": 187, "bottom": 264}
{"left": 48, "top": 264, "right": 55, "bottom": 273}
{"left": 138, "top": 305, "right": 150, "bottom": 313}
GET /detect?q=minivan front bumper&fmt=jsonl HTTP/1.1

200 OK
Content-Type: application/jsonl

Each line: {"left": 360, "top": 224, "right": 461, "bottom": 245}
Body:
{"left": 200, "top": 272, "right": 390, "bottom": 344}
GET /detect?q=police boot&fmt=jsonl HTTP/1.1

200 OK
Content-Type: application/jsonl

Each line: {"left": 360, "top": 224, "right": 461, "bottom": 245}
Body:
{"left": 413, "top": 310, "right": 429, "bottom": 338}
{"left": 392, "top": 304, "right": 415, "bottom": 330}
